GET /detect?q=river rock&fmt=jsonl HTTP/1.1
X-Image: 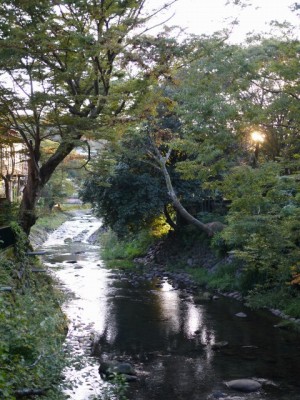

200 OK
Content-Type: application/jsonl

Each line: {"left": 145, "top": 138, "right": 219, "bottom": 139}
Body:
{"left": 211, "top": 341, "right": 229, "bottom": 350}
{"left": 194, "top": 292, "right": 212, "bottom": 302}
{"left": 122, "top": 374, "right": 138, "bottom": 382}
{"left": 235, "top": 312, "right": 247, "bottom": 318}
{"left": 210, "top": 391, "right": 227, "bottom": 399}
{"left": 99, "top": 361, "right": 136, "bottom": 378}
{"left": 224, "top": 379, "right": 262, "bottom": 392}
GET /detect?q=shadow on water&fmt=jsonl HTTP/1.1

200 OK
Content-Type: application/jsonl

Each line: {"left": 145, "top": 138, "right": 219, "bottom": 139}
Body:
{"left": 41, "top": 211, "right": 300, "bottom": 400}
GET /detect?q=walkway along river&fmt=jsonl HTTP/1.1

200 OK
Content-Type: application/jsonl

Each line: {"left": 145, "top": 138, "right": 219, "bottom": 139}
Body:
{"left": 41, "top": 211, "right": 300, "bottom": 400}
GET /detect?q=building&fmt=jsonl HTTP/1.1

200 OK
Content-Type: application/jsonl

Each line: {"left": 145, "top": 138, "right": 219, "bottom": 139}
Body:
{"left": 0, "top": 130, "right": 28, "bottom": 203}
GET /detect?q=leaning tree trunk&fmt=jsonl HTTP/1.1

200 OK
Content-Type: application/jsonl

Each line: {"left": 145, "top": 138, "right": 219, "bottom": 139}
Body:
{"left": 161, "top": 161, "right": 214, "bottom": 236}
{"left": 19, "top": 138, "right": 79, "bottom": 235}
{"left": 153, "top": 147, "right": 224, "bottom": 237}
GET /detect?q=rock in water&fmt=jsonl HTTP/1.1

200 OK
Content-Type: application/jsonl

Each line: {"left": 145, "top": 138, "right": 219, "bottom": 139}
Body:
{"left": 235, "top": 312, "right": 247, "bottom": 318}
{"left": 224, "top": 379, "right": 262, "bottom": 392}
{"left": 211, "top": 341, "right": 228, "bottom": 350}
{"left": 99, "top": 361, "right": 136, "bottom": 377}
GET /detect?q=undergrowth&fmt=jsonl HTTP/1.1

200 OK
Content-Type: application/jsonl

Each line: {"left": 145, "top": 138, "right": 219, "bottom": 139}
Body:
{"left": 100, "top": 229, "right": 156, "bottom": 269}
{"left": 245, "top": 286, "right": 300, "bottom": 319}
{"left": 187, "top": 262, "right": 240, "bottom": 292}
{"left": 0, "top": 223, "right": 68, "bottom": 399}
{"left": 33, "top": 211, "right": 71, "bottom": 232}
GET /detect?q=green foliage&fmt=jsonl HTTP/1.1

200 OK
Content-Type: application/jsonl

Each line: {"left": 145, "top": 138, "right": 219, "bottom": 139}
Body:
{"left": 0, "top": 201, "right": 18, "bottom": 227}
{"left": 100, "top": 228, "right": 155, "bottom": 268}
{"left": 0, "top": 253, "right": 67, "bottom": 399}
{"left": 188, "top": 262, "right": 240, "bottom": 292}
{"left": 33, "top": 212, "right": 71, "bottom": 232}
{"left": 95, "top": 373, "right": 129, "bottom": 400}
{"left": 80, "top": 116, "right": 218, "bottom": 237}
{"left": 186, "top": 267, "right": 210, "bottom": 286}
{"left": 207, "top": 263, "right": 240, "bottom": 291}
{"left": 10, "top": 221, "right": 29, "bottom": 262}
{"left": 81, "top": 165, "right": 168, "bottom": 237}
{"left": 246, "top": 286, "right": 300, "bottom": 319}
{"left": 39, "top": 169, "right": 76, "bottom": 212}
{"left": 220, "top": 162, "right": 300, "bottom": 294}
{"left": 0, "top": 0, "right": 182, "bottom": 234}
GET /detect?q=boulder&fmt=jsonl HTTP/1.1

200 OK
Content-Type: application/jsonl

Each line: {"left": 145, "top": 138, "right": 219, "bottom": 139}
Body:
{"left": 99, "top": 361, "right": 136, "bottom": 378}
{"left": 224, "top": 379, "right": 262, "bottom": 392}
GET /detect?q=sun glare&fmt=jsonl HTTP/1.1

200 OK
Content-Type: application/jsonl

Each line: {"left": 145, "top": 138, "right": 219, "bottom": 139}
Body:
{"left": 251, "top": 131, "right": 265, "bottom": 143}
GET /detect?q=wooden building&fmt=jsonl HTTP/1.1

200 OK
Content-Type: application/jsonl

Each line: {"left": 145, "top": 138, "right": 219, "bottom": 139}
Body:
{"left": 0, "top": 130, "right": 28, "bottom": 203}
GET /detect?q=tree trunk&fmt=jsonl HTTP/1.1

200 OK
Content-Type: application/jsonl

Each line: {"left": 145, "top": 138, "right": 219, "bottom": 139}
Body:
{"left": 18, "top": 159, "right": 41, "bottom": 235}
{"left": 159, "top": 158, "right": 214, "bottom": 236}
{"left": 163, "top": 204, "right": 177, "bottom": 230}
{"left": 3, "top": 175, "right": 12, "bottom": 202}
{"left": 18, "top": 137, "right": 79, "bottom": 235}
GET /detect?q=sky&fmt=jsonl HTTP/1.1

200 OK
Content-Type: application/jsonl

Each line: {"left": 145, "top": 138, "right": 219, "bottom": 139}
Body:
{"left": 146, "top": 0, "right": 299, "bottom": 42}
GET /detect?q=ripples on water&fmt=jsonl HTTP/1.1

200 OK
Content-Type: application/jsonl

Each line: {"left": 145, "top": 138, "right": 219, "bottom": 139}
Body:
{"left": 41, "top": 211, "right": 300, "bottom": 400}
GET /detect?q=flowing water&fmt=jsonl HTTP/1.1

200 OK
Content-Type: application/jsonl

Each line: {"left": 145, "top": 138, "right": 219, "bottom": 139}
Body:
{"left": 41, "top": 211, "right": 300, "bottom": 400}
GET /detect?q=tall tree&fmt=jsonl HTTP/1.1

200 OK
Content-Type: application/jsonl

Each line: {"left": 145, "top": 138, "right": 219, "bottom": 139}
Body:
{"left": 0, "top": 0, "right": 178, "bottom": 234}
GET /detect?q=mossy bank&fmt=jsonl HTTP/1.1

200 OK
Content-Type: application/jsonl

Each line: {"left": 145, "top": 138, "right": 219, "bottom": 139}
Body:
{"left": 29, "top": 211, "right": 73, "bottom": 248}
{"left": 0, "top": 212, "right": 79, "bottom": 399}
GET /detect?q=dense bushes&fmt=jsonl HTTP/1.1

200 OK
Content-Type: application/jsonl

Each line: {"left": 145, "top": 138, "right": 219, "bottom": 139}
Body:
{"left": 220, "top": 163, "right": 300, "bottom": 294}
{"left": 0, "top": 225, "right": 68, "bottom": 399}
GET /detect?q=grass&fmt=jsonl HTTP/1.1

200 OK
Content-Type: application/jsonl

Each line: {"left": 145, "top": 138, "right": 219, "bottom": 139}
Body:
{"left": 35, "top": 210, "right": 71, "bottom": 231}
{"left": 100, "top": 229, "right": 156, "bottom": 269}
{"left": 186, "top": 262, "right": 240, "bottom": 292}
{"left": 104, "top": 259, "right": 136, "bottom": 269}
{"left": 245, "top": 286, "right": 300, "bottom": 319}
{"left": 33, "top": 204, "right": 90, "bottom": 232}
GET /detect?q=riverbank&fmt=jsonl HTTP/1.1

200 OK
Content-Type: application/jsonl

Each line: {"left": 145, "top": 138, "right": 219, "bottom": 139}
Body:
{"left": 99, "top": 228, "right": 300, "bottom": 331}
{"left": 0, "top": 208, "right": 90, "bottom": 399}
{"left": 29, "top": 210, "right": 75, "bottom": 248}
{"left": 0, "top": 231, "right": 68, "bottom": 399}
{"left": 10, "top": 210, "right": 300, "bottom": 400}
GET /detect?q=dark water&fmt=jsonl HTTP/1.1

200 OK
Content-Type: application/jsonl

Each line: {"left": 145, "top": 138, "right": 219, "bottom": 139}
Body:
{"left": 41, "top": 211, "right": 300, "bottom": 400}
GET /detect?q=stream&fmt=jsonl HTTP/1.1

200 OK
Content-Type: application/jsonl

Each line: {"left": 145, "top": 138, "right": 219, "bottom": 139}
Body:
{"left": 41, "top": 211, "right": 300, "bottom": 400}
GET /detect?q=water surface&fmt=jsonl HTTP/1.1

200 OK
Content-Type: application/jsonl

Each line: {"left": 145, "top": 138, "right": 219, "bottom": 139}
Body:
{"left": 41, "top": 211, "right": 300, "bottom": 400}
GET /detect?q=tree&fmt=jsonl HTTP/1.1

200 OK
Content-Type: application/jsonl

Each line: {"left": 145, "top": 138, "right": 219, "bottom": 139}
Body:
{"left": 219, "top": 162, "right": 300, "bottom": 291}
{"left": 81, "top": 91, "right": 228, "bottom": 237}
{"left": 170, "top": 35, "right": 300, "bottom": 178}
{"left": 144, "top": 35, "right": 300, "bottom": 236}
{"left": 80, "top": 129, "right": 208, "bottom": 236}
{"left": 0, "top": 0, "right": 178, "bottom": 234}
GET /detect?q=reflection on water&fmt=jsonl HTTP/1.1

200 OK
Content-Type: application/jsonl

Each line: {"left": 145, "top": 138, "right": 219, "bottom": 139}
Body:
{"left": 41, "top": 211, "right": 300, "bottom": 400}
{"left": 42, "top": 212, "right": 108, "bottom": 399}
